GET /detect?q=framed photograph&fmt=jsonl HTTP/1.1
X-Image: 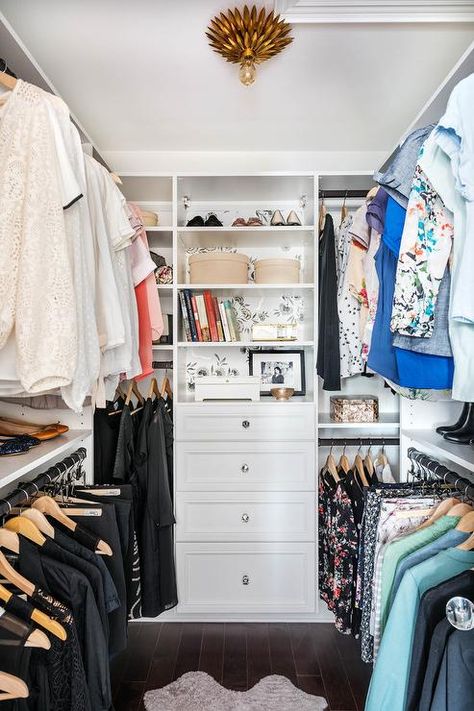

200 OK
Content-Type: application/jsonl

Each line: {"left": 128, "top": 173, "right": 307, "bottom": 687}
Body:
{"left": 248, "top": 349, "right": 306, "bottom": 396}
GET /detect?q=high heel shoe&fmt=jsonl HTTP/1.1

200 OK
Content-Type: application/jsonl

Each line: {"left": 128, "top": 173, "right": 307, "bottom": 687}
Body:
{"left": 443, "top": 403, "right": 474, "bottom": 444}
{"left": 271, "top": 210, "right": 285, "bottom": 226}
{"left": 436, "top": 402, "right": 471, "bottom": 435}
{"left": 286, "top": 210, "right": 302, "bottom": 226}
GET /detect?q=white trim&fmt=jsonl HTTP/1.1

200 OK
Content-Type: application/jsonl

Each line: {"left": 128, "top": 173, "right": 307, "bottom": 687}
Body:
{"left": 275, "top": 0, "right": 474, "bottom": 23}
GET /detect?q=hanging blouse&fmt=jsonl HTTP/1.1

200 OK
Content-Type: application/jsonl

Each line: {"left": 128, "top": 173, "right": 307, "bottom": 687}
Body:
{"left": 317, "top": 214, "right": 341, "bottom": 391}
{"left": 0, "top": 79, "right": 77, "bottom": 393}
{"left": 335, "top": 215, "right": 364, "bottom": 378}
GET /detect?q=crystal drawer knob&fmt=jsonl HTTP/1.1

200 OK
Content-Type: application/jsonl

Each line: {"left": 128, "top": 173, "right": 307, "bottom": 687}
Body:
{"left": 242, "top": 575, "right": 250, "bottom": 586}
{"left": 242, "top": 420, "right": 250, "bottom": 429}
{"left": 241, "top": 513, "right": 250, "bottom": 523}
{"left": 241, "top": 464, "right": 249, "bottom": 473}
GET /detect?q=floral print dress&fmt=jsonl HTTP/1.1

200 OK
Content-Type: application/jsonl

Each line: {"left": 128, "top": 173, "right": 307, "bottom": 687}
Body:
{"left": 390, "top": 164, "right": 454, "bottom": 338}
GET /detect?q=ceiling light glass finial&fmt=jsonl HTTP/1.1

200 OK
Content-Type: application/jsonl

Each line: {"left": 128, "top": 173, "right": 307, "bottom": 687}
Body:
{"left": 206, "top": 5, "right": 293, "bottom": 86}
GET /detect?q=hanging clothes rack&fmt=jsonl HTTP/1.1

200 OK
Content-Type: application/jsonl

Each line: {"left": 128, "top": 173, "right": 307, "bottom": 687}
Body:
{"left": 407, "top": 447, "right": 474, "bottom": 501}
{"left": 152, "top": 360, "right": 173, "bottom": 370}
{"left": 318, "top": 436, "right": 399, "bottom": 447}
{"left": 0, "top": 447, "right": 87, "bottom": 518}
{"left": 318, "top": 189, "right": 370, "bottom": 199}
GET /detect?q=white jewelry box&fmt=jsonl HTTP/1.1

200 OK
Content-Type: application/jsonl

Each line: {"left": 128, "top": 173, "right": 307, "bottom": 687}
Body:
{"left": 194, "top": 376, "right": 261, "bottom": 402}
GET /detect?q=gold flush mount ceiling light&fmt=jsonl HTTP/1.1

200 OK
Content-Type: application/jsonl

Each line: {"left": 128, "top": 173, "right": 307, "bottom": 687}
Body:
{"left": 206, "top": 5, "right": 293, "bottom": 86}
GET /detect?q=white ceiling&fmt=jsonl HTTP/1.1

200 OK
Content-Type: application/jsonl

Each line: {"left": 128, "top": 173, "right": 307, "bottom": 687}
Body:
{"left": 1, "top": 0, "right": 473, "bottom": 153}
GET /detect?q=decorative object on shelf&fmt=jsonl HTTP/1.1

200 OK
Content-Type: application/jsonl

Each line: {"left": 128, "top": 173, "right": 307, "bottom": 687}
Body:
{"left": 251, "top": 322, "right": 297, "bottom": 341}
{"left": 232, "top": 294, "right": 304, "bottom": 336}
{"left": 189, "top": 252, "right": 249, "bottom": 284}
{"left": 206, "top": 5, "right": 293, "bottom": 86}
{"left": 186, "top": 353, "right": 241, "bottom": 391}
{"left": 271, "top": 387, "right": 295, "bottom": 401}
{"left": 156, "top": 265, "right": 173, "bottom": 284}
{"left": 329, "top": 395, "right": 379, "bottom": 423}
{"left": 249, "top": 348, "right": 305, "bottom": 396}
{"left": 141, "top": 209, "right": 159, "bottom": 227}
{"left": 194, "top": 375, "right": 261, "bottom": 402}
{"left": 255, "top": 257, "right": 300, "bottom": 284}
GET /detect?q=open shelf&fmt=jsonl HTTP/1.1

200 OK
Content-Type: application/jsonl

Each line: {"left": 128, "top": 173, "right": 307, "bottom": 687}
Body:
{"left": 177, "top": 283, "right": 314, "bottom": 290}
{"left": 318, "top": 413, "right": 401, "bottom": 429}
{"left": 178, "top": 340, "right": 313, "bottom": 348}
{"left": 153, "top": 344, "right": 173, "bottom": 350}
{"left": 402, "top": 429, "right": 474, "bottom": 474}
{"left": 178, "top": 226, "right": 314, "bottom": 232}
{"left": 157, "top": 284, "right": 173, "bottom": 290}
{"left": 0, "top": 429, "right": 92, "bottom": 489}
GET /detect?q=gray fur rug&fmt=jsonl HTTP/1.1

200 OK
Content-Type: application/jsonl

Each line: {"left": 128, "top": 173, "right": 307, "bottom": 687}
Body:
{"left": 143, "top": 671, "right": 328, "bottom": 710}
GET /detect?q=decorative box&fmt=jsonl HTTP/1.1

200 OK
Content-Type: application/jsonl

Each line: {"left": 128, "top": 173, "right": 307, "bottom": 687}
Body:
{"left": 255, "top": 258, "right": 300, "bottom": 284}
{"left": 194, "top": 376, "right": 261, "bottom": 402}
{"left": 330, "top": 395, "right": 379, "bottom": 423}
{"left": 251, "top": 322, "right": 297, "bottom": 341}
{"left": 189, "top": 252, "right": 249, "bottom": 284}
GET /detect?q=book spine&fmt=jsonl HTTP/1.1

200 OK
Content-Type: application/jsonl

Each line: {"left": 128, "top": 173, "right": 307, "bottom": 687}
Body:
{"left": 213, "top": 296, "right": 225, "bottom": 341}
{"left": 183, "top": 290, "right": 198, "bottom": 342}
{"left": 204, "top": 291, "right": 218, "bottom": 342}
{"left": 190, "top": 295, "right": 202, "bottom": 341}
{"left": 179, "top": 291, "right": 192, "bottom": 342}
{"left": 224, "top": 300, "right": 237, "bottom": 341}
{"left": 196, "top": 294, "right": 210, "bottom": 341}
{"left": 219, "top": 301, "right": 231, "bottom": 341}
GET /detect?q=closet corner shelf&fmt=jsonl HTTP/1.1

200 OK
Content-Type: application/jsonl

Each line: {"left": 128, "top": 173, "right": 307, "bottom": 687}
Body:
{"left": 176, "top": 283, "right": 314, "bottom": 291}
{"left": 178, "top": 340, "right": 314, "bottom": 348}
{"left": 402, "top": 429, "right": 474, "bottom": 474}
{"left": 145, "top": 226, "right": 173, "bottom": 232}
{"left": 153, "top": 344, "right": 173, "bottom": 350}
{"left": 157, "top": 284, "right": 173, "bottom": 290}
{"left": 178, "top": 226, "right": 315, "bottom": 233}
{"left": 0, "top": 429, "right": 92, "bottom": 489}
{"left": 318, "top": 414, "right": 401, "bottom": 429}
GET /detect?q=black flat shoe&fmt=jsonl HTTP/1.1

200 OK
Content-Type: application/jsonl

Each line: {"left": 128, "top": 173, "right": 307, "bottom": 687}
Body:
{"left": 187, "top": 215, "right": 205, "bottom": 227}
{"left": 436, "top": 402, "right": 471, "bottom": 435}
{"left": 204, "top": 213, "right": 223, "bottom": 227}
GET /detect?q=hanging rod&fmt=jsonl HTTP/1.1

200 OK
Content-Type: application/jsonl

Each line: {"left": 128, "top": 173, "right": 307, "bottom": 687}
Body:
{"left": 319, "top": 190, "right": 369, "bottom": 199}
{"left": 408, "top": 447, "right": 474, "bottom": 501}
{"left": 152, "top": 360, "right": 173, "bottom": 370}
{"left": 0, "top": 58, "right": 16, "bottom": 78}
{"left": 0, "top": 447, "right": 87, "bottom": 518}
{"left": 318, "top": 437, "right": 399, "bottom": 447}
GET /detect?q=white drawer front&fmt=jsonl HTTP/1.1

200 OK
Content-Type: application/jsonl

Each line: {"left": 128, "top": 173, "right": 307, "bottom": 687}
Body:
{"left": 176, "top": 404, "right": 314, "bottom": 441}
{"left": 176, "top": 441, "right": 314, "bottom": 491}
{"left": 177, "top": 542, "right": 315, "bottom": 614}
{"left": 176, "top": 492, "right": 315, "bottom": 542}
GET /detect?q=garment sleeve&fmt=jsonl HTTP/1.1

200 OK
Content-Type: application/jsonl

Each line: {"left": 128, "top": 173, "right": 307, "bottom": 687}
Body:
{"left": 46, "top": 102, "right": 83, "bottom": 209}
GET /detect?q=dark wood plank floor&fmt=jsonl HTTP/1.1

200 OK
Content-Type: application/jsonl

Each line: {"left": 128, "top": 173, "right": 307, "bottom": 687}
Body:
{"left": 112, "top": 622, "right": 371, "bottom": 711}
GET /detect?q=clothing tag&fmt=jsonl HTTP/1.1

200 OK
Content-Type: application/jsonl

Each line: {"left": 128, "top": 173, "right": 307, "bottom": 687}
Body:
{"left": 394, "top": 508, "right": 433, "bottom": 518}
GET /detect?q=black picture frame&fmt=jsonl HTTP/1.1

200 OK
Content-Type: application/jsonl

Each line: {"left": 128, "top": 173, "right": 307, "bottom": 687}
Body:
{"left": 248, "top": 349, "right": 306, "bottom": 396}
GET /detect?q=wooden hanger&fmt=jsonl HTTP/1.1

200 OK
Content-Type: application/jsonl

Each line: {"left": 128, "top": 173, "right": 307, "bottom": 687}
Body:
{"left": 108, "top": 385, "right": 127, "bottom": 417}
{"left": 147, "top": 377, "right": 161, "bottom": 401}
{"left": 0, "top": 551, "right": 35, "bottom": 597}
{"left": 20, "top": 509, "right": 55, "bottom": 538}
{"left": 0, "top": 70, "right": 17, "bottom": 91}
{"left": 160, "top": 375, "right": 172, "bottom": 399}
{"left": 0, "top": 528, "right": 19, "bottom": 554}
{"left": 4, "top": 517, "right": 47, "bottom": 547}
{"left": 0, "top": 584, "right": 66, "bottom": 641}
{"left": 364, "top": 448, "right": 374, "bottom": 479}
{"left": 32, "top": 496, "right": 112, "bottom": 556}
{"left": 338, "top": 451, "right": 350, "bottom": 475}
{"left": 415, "top": 497, "right": 461, "bottom": 531}
{"left": 354, "top": 452, "right": 369, "bottom": 487}
{"left": 339, "top": 191, "right": 349, "bottom": 227}
{"left": 324, "top": 449, "right": 340, "bottom": 483}
{"left": 375, "top": 446, "right": 388, "bottom": 469}
{"left": 125, "top": 379, "right": 144, "bottom": 407}
{"left": 318, "top": 193, "right": 327, "bottom": 232}
{"left": 0, "top": 671, "right": 29, "bottom": 702}
{"left": 24, "top": 627, "right": 50, "bottom": 650}
{"left": 456, "top": 511, "right": 474, "bottom": 533}
{"left": 449, "top": 503, "right": 473, "bottom": 518}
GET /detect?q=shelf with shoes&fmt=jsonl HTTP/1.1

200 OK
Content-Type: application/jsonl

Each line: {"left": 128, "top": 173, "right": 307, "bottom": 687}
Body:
{"left": 402, "top": 429, "right": 474, "bottom": 474}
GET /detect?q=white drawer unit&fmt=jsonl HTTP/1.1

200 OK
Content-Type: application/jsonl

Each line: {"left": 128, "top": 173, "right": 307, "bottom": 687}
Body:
{"left": 176, "top": 404, "right": 314, "bottom": 442}
{"left": 176, "top": 440, "right": 315, "bottom": 491}
{"left": 176, "top": 491, "right": 315, "bottom": 542}
{"left": 176, "top": 542, "right": 315, "bottom": 614}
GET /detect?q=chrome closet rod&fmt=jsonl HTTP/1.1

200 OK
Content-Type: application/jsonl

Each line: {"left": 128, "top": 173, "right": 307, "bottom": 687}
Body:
{"left": 408, "top": 447, "right": 474, "bottom": 502}
{"left": 0, "top": 447, "right": 87, "bottom": 517}
{"left": 318, "top": 437, "right": 399, "bottom": 447}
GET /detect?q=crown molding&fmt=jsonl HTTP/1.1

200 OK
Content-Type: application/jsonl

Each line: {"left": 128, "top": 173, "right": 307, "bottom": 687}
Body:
{"left": 274, "top": 1, "right": 474, "bottom": 23}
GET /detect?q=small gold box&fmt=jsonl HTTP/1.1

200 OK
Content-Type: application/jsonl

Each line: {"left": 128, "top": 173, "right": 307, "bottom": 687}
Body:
{"left": 330, "top": 395, "right": 379, "bottom": 423}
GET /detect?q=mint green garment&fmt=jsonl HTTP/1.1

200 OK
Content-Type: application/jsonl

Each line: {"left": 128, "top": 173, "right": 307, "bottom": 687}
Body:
{"left": 379, "top": 515, "right": 460, "bottom": 633}
{"left": 365, "top": 547, "right": 474, "bottom": 711}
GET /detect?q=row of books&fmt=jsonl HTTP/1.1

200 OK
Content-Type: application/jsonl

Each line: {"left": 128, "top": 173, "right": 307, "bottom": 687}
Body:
{"left": 179, "top": 290, "right": 241, "bottom": 342}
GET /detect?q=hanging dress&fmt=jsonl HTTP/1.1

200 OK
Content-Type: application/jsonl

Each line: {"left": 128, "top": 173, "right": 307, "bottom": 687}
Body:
{"left": 317, "top": 213, "right": 341, "bottom": 390}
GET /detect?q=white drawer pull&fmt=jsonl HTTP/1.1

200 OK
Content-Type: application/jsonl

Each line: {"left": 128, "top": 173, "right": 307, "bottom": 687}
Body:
{"left": 242, "top": 420, "right": 250, "bottom": 429}
{"left": 242, "top": 575, "right": 250, "bottom": 586}
{"left": 241, "top": 463, "right": 249, "bottom": 473}
{"left": 241, "top": 513, "right": 250, "bottom": 523}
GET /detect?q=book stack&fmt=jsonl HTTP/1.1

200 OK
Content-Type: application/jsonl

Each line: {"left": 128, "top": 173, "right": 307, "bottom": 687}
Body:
{"left": 179, "top": 289, "right": 241, "bottom": 342}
